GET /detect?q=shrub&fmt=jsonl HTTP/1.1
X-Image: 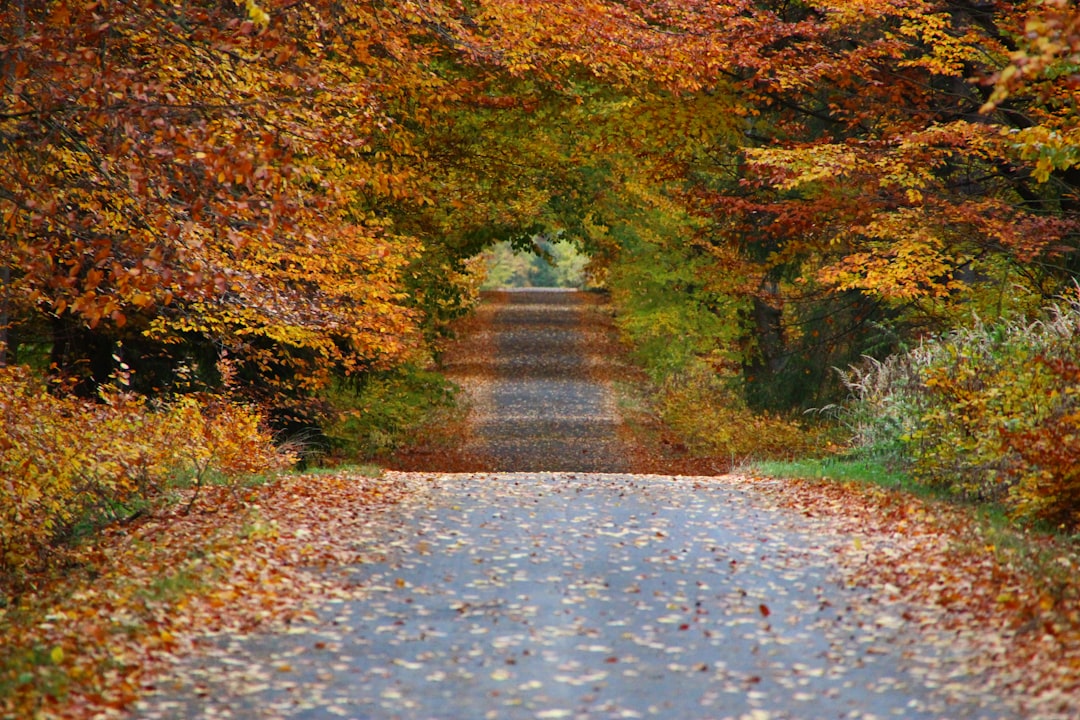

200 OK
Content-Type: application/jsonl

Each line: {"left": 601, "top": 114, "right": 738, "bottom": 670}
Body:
{"left": 655, "top": 362, "right": 817, "bottom": 462}
{"left": 165, "top": 396, "right": 298, "bottom": 509}
{"left": 1001, "top": 356, "right": 1080, "bottom": 528}
{"left": 0, "top": 366, "right": 293, "bottom": 582}
{"left": 320, "top": 363, "right": 460, "bottom": 463}
{"left": 835, "top": 352, "right": 924, "bottom": 466}
{"left": 842, "top": 290, "right": 1080, "bottom": 528}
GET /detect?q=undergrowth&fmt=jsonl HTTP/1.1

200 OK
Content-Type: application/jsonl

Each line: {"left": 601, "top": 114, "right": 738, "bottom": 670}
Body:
{"left": 602, "top": 225, "right": 826, "bottom": 463}
{"left": 319, "top": 362, "right": 461, "bottom": 464}
{"left": 0, "top": 366, "right": 294, "bottom": 588}
{"left": 839, "top": 288, "right": 1080, "bottom": 530}
{"left": 651, "top": 362, "right": 825, "bottom": 462}
{"left": 747, "top": 289, "right": 1080, "bottom": 598}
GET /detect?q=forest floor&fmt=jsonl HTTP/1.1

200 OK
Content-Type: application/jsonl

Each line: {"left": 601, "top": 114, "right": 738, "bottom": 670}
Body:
{"left": 4, "top": 290, "right": 1080, "bottom": 720}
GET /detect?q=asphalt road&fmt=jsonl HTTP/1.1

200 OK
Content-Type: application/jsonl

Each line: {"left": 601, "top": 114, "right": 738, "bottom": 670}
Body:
{"left": 429, "top": 288, "right": 633, "bottom": 472}
{"left": 135, "top": 290, "right": 1017, "bottom": 720}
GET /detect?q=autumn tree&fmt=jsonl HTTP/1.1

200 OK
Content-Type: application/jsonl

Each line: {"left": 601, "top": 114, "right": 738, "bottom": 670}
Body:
{"left": 5, "top": 0, "right": 1077, "bottom": 424}
{"left": 0, "top": 0, "right": 482, "bottom": 429}
{"left": 589, "top": 0, "right": 1080, "bottom": 407}
{"left": 448, "top": 0, "right": 1079, "bottom": 411}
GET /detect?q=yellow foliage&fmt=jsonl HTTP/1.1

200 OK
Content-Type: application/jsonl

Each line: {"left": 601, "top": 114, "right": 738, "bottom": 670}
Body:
{"left": 892, "top": 296, "right": 1080, "bottom": 527}
{"left": 0, "top": 367, "right": 293, "bottom": 581}
{"left": 656, "top": 365, "right": 817, "bottom": 462}
{"left": 744, "top": 144, "right": 863, "bottom": 191}
{"left": 241, "top": 0, "right": 271, "bottom": 28}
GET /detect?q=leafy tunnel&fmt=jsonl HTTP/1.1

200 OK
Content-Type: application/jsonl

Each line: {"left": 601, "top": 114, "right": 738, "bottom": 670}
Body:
{"left": 3, "top": 0, "right": 1078, "bottom": 442}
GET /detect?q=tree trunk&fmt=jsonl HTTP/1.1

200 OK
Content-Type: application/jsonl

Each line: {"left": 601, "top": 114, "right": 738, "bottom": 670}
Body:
{"left": 750, "top": 277, "right": 787, "bottom": 376}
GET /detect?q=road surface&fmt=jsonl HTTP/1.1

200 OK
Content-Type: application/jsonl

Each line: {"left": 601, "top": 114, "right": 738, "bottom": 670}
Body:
{"left": 135, "top": 290, "right": 1018, "bottom": 719}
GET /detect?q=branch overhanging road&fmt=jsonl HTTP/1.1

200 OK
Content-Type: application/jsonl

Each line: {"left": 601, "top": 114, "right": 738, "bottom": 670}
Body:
{"left": 136, "top": 289, "right": 1024, "bottom": 720}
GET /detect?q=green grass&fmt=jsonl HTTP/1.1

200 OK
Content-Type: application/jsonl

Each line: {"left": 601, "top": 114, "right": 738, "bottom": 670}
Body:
{"left": 289, "top": 463, "right": 384, "bottom": 478}
{"left": 750, "top": 455, "right": 912, "bottom": 489}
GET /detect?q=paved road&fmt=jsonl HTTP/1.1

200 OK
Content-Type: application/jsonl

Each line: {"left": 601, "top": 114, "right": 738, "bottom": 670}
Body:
{"left": 135, "top": 290, "right": 1016, "bottom": 719}
{"left": 424, "top": 288, "right": 631, "bottom": 473}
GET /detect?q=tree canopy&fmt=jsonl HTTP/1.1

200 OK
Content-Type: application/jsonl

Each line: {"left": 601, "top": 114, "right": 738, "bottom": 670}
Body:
{"left": 3, "top": 0, "right": 1077, "bottom": 419}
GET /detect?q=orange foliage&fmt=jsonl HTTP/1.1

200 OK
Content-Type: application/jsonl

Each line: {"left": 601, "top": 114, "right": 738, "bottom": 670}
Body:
{"left": 2, "top": 0, "right": 1078, "bottom": 516}
{"left": 3, "top": 0, "right": 1076, "bottom": 414}
{"left": 1003, "top": 357, "right": 1080, "bottom": 528}
{"left": 0, "top": 0, "right": 447, "bottom": 410}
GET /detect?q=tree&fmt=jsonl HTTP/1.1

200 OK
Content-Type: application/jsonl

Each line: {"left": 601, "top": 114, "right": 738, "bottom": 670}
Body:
{"left": 0, "top": 0, "right": 460, "bottom": 421}
{"left": 4, "top": 0, "right": 1076, "bottom": 422}
{"left": 644, "top": 0, "right": 1080, "bottom": 407}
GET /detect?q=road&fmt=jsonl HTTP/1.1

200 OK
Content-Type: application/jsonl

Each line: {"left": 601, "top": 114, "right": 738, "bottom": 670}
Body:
{"left": 135, "top": 290, "right": 1018, "bottom": 719}
{"left": 436, "top": 288, "right": 631, "bottom": 473}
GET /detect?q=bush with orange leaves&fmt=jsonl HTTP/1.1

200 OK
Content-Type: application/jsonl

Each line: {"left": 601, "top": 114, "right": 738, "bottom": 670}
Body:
{"left": 0, "top": 366, "right": 294, "bottom": 584}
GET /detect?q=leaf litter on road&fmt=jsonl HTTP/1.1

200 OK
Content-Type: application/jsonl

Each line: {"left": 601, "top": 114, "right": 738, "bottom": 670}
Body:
{"left": 131, "top": 470, "right": 1075, "bottom": 720}
{"left": 0, "top": 471, "right": 409, "bottom": 720}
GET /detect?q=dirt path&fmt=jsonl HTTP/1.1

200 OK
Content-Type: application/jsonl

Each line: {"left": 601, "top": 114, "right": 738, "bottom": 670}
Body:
{"left": 130, "top": 290, "right": 1065, "bottom": 719}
